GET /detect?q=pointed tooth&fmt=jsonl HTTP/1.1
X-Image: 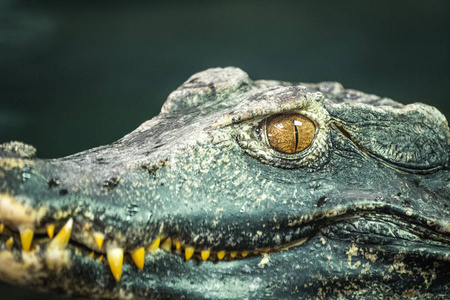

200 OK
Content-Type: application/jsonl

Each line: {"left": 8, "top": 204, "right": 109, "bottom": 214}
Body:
{"left": 147, "top": 237, "right": 161, "bottom": 253}
{"left": 131, "top": 247, "right": 145, "bottom": 270}
{"left": 93, "top": 232, "right": 104, "bottom": 250}
{"left": 201, "top": 250, "right": 210, "bottom": 261}
{"left": 241, "top": 251, "right": 248, "bottom": 257}
{"left": 46, "top": 224, "right": 55, "bottom": 239}
{"left": 230, "top": 251, "right": 237, "bottom": 258}
{"left": 89, "top": 251, "right": 95, "bottom": 259}
{"left": 107, "top": 248, "right": 124, "bottom": 282}
{"left": 217, "top": 251, "right": 226, "bottom": 260}
{"left": 253, "top": 250, "right": 258, "bottom": 254}
{"left": 50, "top": 218, "right": 73, "bottom": 248}
{"left": 6, "top": 236, "right": 13, "bottom": 248}
{"left": 20, "top": 228, "right": 34, "bottom": 251}
{"left": 175, "top": 241, "right": 181, "bottom": 250}
{"left": 161, "top": 237, "right": 172, "bottom": 251}
{"left": 0, "top": 224, "right": 4, "bottom": 234}
{"left": 185, "top": 247, "right": 195, "bottom": 261}
{"left": 98, "top": 254, "right": 104, "bottom": 262}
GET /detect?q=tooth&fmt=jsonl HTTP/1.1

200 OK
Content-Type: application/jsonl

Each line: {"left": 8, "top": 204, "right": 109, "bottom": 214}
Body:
{"left": 147, "top": 237, "right": 161, "bottom": 253}
{"left": 89, "top": 251, "right": 95, "bottom": 259}
{"left": 131, "top": 247, "right": 145, "bottom": 270}
{"left": 161, "top": 237, "right": 172, "bottom": 251}
{"left": 175, "top": 241, "right": 181, "bottom": 250}
{"left": 107, "top": 248, "right": 124, "bottom": 282}
{"left": 46, "top": 224, "right": 55, "bottom": 239}
{"left": 241, "top": 251, "right": 248, "bottom": 257}
{"left": 230, "top": 251, "right": 237, "bottom": 258}
{"left": 6, "top": 237, "right": 13, "bottom": 248}
{"left": 20, "top": 228, "right": 34, "bottom": 251}
{"left": 93, "top": 232, "right": 104, "bottom": 250}
{"left": 50, "top": 218, "right": 73, "bottom": 248}
{"left": 201, "top": 250, "right": 210, "bottom": 261}
{"left": 98, "top": 254, "right": 104, "bottom": 262}
{"left": 217, "top": 251, "right": 226, "bottom": 260}
{"left": 185, "top": 247, "right": 195, "bottom": 261}
{"left": 253, "top": 250, "right": 258, "bottom": 254}
{"left": 0, "top": 224, "right": 4, "bottom": 234}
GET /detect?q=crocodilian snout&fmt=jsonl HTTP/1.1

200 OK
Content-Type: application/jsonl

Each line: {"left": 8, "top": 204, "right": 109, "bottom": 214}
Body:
{"left": 0, "top": 142, "right": 55, "bottom": 251}
{"left": 0, "top": 142, "right": 67, "bottom": 287}
{"left": 0, "top": 141, "right": 127, "bottom": 289}
{"left": 0, "top": 140, "right": 194, "bottom": 288}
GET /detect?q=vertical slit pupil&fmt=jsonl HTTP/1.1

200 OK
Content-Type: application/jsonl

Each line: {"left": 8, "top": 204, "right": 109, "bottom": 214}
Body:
{"left": 266, "top": 113, "right": 315, "bottom": 154}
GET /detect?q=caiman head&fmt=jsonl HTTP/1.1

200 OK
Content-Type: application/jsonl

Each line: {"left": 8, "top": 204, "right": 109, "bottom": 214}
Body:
{"left": 0, "top": 67, "right": 449, "bottom": 299}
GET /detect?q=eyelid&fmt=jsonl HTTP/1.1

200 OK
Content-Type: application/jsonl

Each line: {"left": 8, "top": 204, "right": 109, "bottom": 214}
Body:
{"left": 212, "top": 87, "right": 321, "bottom": 129}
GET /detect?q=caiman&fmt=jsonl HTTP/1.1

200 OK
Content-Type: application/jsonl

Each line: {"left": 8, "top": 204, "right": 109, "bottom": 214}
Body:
{"left": 0, "top": 67, "right": 449, "bottom": 299}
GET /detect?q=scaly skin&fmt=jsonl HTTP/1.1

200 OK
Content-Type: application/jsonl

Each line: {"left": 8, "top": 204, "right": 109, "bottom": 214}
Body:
{"left": 0, "top": 67, "right": 449, "bottom": 299}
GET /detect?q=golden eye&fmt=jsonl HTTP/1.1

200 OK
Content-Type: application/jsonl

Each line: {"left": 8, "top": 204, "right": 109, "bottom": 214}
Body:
{"left": 266, "top": 113, "right": 316, "bottom": 154}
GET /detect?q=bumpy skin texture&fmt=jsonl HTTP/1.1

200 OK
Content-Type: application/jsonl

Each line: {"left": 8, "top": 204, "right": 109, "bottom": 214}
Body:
{"left": 0, "top": 67, "right": 449, "bottom": 299}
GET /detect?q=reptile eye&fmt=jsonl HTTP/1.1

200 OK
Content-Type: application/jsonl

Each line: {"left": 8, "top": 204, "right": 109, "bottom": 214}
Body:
{"left": 265, "top": 113, "right": 316, "bottom": 154}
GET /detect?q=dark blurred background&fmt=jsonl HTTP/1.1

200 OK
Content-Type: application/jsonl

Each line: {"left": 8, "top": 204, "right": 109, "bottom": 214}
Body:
{"left": 1, "top": 0, "right": 449, "bottom": 299}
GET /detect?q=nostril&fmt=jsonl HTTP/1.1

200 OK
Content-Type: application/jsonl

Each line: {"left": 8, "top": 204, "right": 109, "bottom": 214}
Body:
{"left": 48, "top": 178, "right": 60, "bottom": 188}
{"left": 59, "top": 189, "right": 68, "bottom": 196}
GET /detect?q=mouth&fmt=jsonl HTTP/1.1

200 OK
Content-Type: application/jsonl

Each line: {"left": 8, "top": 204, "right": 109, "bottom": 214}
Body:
{"left": 1, "top": 192, "right": 449, "bottom": 285}
{"left": 0, "top": 193, "right": 314, "bottom": 283}
{"left": 0, "top": 219, "right": 310, "bottom": 262}
{"left": 0, "top": 218, "right": 311, "bottom": 285}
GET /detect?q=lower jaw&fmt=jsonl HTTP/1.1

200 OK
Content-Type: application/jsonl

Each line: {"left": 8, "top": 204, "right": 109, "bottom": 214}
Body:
{"left": 2, "top": 231, "right": 449, "bottom": 300}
